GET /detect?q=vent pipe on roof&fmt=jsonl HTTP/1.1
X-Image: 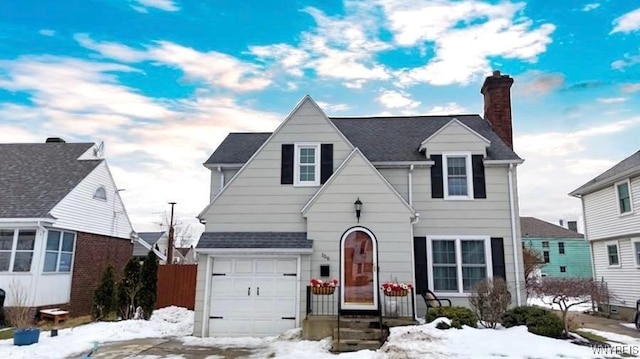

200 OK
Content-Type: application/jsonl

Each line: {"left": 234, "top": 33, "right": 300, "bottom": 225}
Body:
{"left": 45, "top": 137, "right": 66, "bottom": 143}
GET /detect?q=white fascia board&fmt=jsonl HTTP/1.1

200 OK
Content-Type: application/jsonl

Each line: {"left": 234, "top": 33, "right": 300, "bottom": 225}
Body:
{"left": 203, "top": 163, "right": 244, "bottom": 170}
{"left": 484, "top": 159, "right": 524, "bottom": 166}
{"left": 419, "top": 118, "right": 490, "bottom": 151}
{"left": 197, "top": 95, "right": 355, "bottom": 220}
{"left": 372, "top": 161, "right": 435, "bottom": 168}
{"left": 570, "top": 167, "right": 640, "bottom": 197}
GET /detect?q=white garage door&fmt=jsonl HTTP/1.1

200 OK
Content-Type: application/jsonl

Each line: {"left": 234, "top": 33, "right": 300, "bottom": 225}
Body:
{"left": 208, "top": 258, "right": 298, "bottom": 337}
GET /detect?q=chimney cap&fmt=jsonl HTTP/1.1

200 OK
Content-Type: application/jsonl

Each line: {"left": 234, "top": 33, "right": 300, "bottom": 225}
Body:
{"left": 45, "top": 137, "right": 66, "bottom": 143}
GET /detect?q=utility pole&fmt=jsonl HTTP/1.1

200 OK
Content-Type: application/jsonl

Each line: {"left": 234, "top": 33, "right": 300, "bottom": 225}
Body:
{"left": 167, "top": 202, "right": 176, "bottom": 265}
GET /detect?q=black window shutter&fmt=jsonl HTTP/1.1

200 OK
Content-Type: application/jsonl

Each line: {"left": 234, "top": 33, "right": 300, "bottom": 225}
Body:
{"left": 472, "top": 155, "right": 486, "bottom": 199}
{"left": 491, "top": 237, "right": 506, "bottom": 280}
{"left": 413, "top": 237, "right": 428, "bottom": 294}
{"left": 320, "top": 144, "right": 333, "bottom": 184}
{"left": 281, "top": 144, "right": 294, "bottom": 184}
{"left": 430, "top": 155, "right": 443, "bottom": 198}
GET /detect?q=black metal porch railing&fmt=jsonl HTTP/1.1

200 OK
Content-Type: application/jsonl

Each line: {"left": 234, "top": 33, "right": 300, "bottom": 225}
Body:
{"left": 306, "top": 286, "right": 415, "bottom": 318}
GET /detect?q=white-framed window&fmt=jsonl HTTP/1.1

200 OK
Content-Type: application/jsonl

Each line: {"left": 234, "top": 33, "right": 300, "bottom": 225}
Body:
{"left": 632, "top": 238, "right": 640, "bottom": 267}
{"left": 606, "top": 241, "right": 620, "bottom": 267}
{"left": 443, "top": 152, "right": 473, "bottom": 200}
{"left": 294, "top": 143, "right": 320, "bottom": 186}
{"left": 427, "top": 236, "right": 492, "bottom": 295}
{"left": 93, "top": 186, "right": 107, "bottom": 200}
{"left": 0, "top": 229, "right": 36, "bottom": 272}
{"left": 43, "top": 230, "right": 76, "bottom": 273}
{"left": 615, "top": 180, "right": 633, "bottom": 215}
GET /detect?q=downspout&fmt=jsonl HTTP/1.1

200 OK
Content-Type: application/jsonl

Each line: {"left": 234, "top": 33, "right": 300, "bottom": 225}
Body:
{"left": 408, "top": 164, "right": 414, "bottom": 206}
{"left": 508, "top": 163, "right": 522, "bottom": 306}
{"left": 410, "top": 213, "right": 420, "bottom": 321}
{"left": 581, "top": 196, "right": 597, "bottom": 280}
{"left": 217, "top": 166, "right": 225, "bottom": 191}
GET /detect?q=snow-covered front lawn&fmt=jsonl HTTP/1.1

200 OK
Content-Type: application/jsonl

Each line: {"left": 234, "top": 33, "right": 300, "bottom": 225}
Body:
{"left": 527, "top": 295, "right": 594, "bottom": 312}
{"left": 0, "top": 307, "right": 636, "bottom": 358}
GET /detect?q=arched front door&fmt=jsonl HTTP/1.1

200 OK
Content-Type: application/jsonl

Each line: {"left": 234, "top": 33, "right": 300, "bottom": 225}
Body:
{"left": 340, "top": 227, "right": 378, "bottom": 311}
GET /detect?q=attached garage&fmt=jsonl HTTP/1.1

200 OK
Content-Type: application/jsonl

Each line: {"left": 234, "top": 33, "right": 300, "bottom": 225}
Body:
{"left": 194, "top": 232, "right": 313, "bottom": 337}
{"left": 209, "top": 258, "right": 297, "bottom": 336}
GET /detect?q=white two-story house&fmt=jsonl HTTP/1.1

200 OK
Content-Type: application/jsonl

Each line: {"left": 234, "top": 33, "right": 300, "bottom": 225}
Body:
{"left": 193, "top": 71, "right": 526, "bottom": 340}
{"left": 570, "top": 150, "right": 640, "bottom": 319}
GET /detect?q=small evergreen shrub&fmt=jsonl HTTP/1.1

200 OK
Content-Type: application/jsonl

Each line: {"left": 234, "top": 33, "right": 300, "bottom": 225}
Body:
{"left": 118, "top": 257, "right": 143, "bottom": 319}
{"left": 426, "top": 306, "right": 477, "bottom": 329}
{"left": 501, "top": 306, "right": 563, "bottom": 338}
{"left": 435, "top": 321, "right": 451, "bottom": 330}
{"left": 92, "top": 264, "right": 117, "bottom": 320}
{"left": 138, "top": 251, "right": 159, "bottom": 320}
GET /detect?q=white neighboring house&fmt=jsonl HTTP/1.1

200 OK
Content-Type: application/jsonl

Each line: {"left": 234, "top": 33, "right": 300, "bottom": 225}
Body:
{"left": 570, "top": 150, "right": 640, "bottom": 319}
{"left": 193, "top": 71, "right": 526, "bottom": 339}
{"left": 0, "top": 138, "right": 134, "bottom": 315}
{"left": 133, "top": 232, "right": 168, "bottom": 262}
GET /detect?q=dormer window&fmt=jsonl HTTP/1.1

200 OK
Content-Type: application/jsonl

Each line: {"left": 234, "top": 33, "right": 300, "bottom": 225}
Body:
{"left": 294, "top": 143, "right": 320, "bottom": 186}
{"left": 616, "top": 180, "right": 633, "bottom": 214}
{"left": 443, "top": 153, "right": 473, "bottom": 200}
{"left": 94, "top": 186, "right": 107, "bottom": 200}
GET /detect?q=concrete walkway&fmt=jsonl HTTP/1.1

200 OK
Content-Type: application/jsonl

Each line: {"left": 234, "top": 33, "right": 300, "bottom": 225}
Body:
{"left": 70, "top": 338, "right": 259, "bottom": 359}
{"left": 567, "top": 312, "right": 640, "bottom": 338}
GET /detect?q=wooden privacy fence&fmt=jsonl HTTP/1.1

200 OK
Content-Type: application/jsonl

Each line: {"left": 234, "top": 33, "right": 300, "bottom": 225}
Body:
{"left": 156, "top": 264, "right": 197, "bottom": 310}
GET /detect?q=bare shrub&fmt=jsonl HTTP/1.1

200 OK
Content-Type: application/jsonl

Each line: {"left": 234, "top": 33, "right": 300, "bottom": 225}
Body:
{"left": 531, "top": 277, "right": 611, "bottom": 336}
{"left": 523, "top": 247, "right": 544, "bottom": 297}
{"left": 4, "top": 280, "right": 32, "bottom": 328}
{"left": 468, "top": 277, "right": 512, "bottom": 328}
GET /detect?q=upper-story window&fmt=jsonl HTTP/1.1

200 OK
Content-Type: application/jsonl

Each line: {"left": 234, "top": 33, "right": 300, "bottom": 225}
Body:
{"left": 616, "top": 180, "right": 633, "bottom": 214}
{"left": 294, "top": 144, "right": 320, "bottom": 186}
{"left": 430, "top": 153, "right": 485, "bottom": 200}
{"left": 94, "top": 186, "right": 107, "bottom": 200}
{"left": 607, "top": 242, "right": 620, "bottom": 266}
{"left": 0, "top": 229, "right": 36, "bottom": 272}
{"left": 443, "top": 154, "right": 473, "bottom": 199}
{"left": 558, "top": 242, "right": 565, "bottom": 254}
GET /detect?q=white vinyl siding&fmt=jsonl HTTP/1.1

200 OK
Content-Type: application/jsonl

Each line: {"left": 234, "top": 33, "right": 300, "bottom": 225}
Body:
{"left": 294, "top": 143, "right": 320, "bottom": 186}
{"left": 201, "top": 99, "right": 352, "bottom": 232}
{"left": 443, "top": 153, "right": 472, "bottom": 199}
{"left": 427, "top": 236, "right": 492, "bottom": 295}
{"left": 422, "top": 120, "right": 489, "bottom": 158}
{"left": 582, "top": 176, "right": 640, "bottom": 241}
{"left": 592, "top": 238, "right": 640, "bottom": 308}
{"left": 49, "top": 161, "right": 133, "bottom": 240}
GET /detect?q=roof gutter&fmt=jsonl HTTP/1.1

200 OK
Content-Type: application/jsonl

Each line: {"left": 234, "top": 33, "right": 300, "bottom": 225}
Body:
{"left": 203, "top": 163, "right": 244, "bottom": 170}
{"left": 484, "top": 159, "right": 524, "bottom": 166}
{"left": 0, "top": 217, "right": 56, "bottom": 225}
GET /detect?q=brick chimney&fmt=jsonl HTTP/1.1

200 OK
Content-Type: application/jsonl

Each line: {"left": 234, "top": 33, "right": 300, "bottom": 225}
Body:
{"left": 567, "top": 221, "right": 578, "bottom": 232}
{"left": 481, "top": 70, "right": 514, "bottom": 149}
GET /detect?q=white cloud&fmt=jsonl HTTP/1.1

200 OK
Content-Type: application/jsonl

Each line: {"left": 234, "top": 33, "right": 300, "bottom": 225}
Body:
{"left": 621, "top": 83, "right": 640, "bottom": 93}
{"left": 131, "top": 0, "right": 179, "bottom": 12}
{"left": 249, "top": 44, "right": 309, "bottom": 77}
{"left": 316, "top": 101, "right": 350, "bottom": 113}
{"left": 381, "top": 0, "right": 555, "bottom": 86}
{"left": 597, "top": 97, "right": 627, "bottom": 104}
{"left": 38, "top": 29, "right": 56, "bottom": 37}
{"left": 611, "top": 48, "right": 640, "bottom": 70}
{"left": 424, "top": 102, "right": 467, "bottom": 115}
{"left": 611, "top": 7, "right": 640, "bottom": 34}
{"left": 76, "top": 35, "right": 271, "bottom": 92}
{"left": 377, "top": 90, "right": 421, "bottom": 109}
{"left": 582, "top": 3, "right": 600, "bottom": 12}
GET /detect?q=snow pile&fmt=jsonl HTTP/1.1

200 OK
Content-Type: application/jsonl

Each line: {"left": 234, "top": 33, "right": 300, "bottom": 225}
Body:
{"left": 527, "top": 296, "right": 594, "bottom": 312}
{"left": 0, "top": 306, "right": 193, "bottom": 359}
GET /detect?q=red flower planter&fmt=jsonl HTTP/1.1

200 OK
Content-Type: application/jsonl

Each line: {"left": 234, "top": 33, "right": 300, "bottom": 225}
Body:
{"left": 312, "top": 287, "right": 335, "bottom": 295}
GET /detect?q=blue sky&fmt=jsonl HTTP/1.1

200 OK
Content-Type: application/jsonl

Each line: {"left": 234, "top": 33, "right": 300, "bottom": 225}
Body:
{"left": 1, "top": 0, "right": 639, "bottom": 238}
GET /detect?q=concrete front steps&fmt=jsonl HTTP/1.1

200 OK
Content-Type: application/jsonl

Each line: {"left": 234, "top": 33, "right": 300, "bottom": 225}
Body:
{"left": 332, "top": 316, "right": 388, "bottom": 352}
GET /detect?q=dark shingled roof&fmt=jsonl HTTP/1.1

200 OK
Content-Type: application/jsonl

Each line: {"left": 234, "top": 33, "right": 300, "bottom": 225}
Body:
{"left": 0, "top": 142, "right": 101, "bottom": 218}
{"left": 138, "top": 232, "right": 164, "bottom": 246}
{"left": 204, "top": 115, "right": 520, "bottom": 165}
{"left": 197, "top": 232, "right": 313, "bottom": 249}
{"left": 520, "top": 217, "right": 583, "bottom": 239}
{"left": 570, "top": 150, "right": 640, "bottom": 196}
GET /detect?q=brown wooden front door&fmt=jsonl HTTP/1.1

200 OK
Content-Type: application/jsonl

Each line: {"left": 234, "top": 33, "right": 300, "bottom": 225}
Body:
{"left": 340, "top": 228, "right": 378, "bottom": 311}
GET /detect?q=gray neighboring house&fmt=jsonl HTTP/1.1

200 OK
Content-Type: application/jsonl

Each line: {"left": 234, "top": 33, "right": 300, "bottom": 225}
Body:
{"left": 0, "top": 139, "right": 134, "bottom": 315}
{"left": 194, "top": 71, "right": 526, "bottom": 339}
{"left": 133, "top": 232, "right": 167, "bottom": 262}
{"left": 570, "top": 150, "right": 640, "bottom": 319}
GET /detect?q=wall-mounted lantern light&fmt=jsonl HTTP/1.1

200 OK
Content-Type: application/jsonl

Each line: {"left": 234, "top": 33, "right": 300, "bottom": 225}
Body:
{"left": 354, "top": 197, "right": 363, "bottom": 223}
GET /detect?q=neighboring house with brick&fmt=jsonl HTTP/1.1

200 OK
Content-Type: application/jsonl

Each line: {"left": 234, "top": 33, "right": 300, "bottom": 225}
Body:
{"left": 0, "top": 138, "right": 134, "bottom": 315}
{"left": 192, "top": 71, "right": 526, "bottom": 340}
{"left": 570, "top": 150, "right": 640, "bottom": 319}
{"left": 520, "top": 217, "right": 592, "bottom": 278}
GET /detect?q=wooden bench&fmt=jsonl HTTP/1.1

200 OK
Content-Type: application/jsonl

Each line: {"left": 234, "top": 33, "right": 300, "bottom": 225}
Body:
{"left": 39, "top": 308, "right": 69, "bottom": 326}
